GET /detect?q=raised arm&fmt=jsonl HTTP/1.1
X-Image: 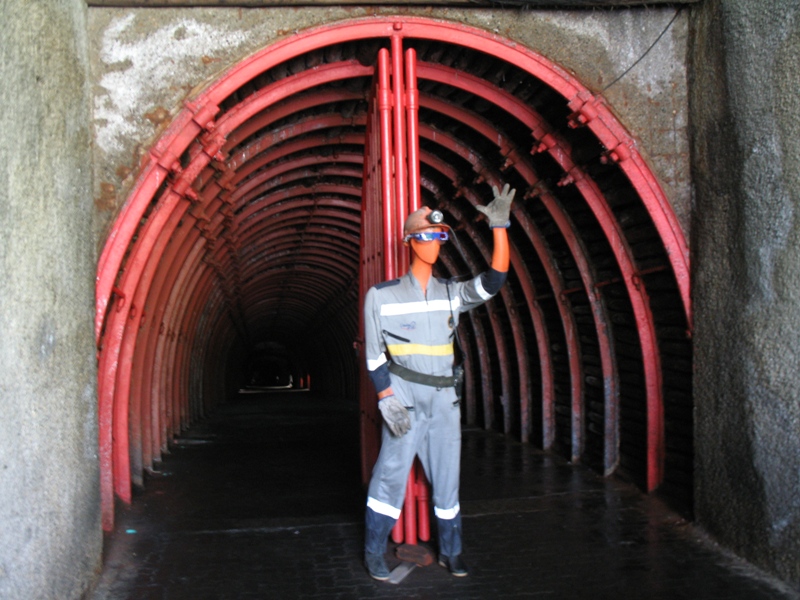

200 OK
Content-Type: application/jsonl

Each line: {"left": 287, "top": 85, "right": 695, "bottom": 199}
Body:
{"left": 491, "top": 227, "right": 509, "bottom": 273}
{"left": 477, "top": 183, "right": 514, "bottom": 273}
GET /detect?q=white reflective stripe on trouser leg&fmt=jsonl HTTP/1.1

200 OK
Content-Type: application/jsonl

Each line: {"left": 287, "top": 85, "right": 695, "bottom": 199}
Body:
{"left": 367, "top": 496, "right": 402, "bottom": 520}
{"left": 434, "top": 503, "right": 460, "bottom": 520}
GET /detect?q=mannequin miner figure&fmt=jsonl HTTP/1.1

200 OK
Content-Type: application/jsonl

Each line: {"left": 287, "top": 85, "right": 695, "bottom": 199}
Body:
{"left": 363, "top": 184, "right": 515, "bottom": 580}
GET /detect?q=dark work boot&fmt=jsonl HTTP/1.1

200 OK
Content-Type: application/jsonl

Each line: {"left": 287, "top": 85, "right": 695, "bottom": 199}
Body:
{"left": 437, "top": 512, "right": 468, "bottom": 576}
{"left": 364, "top": 507, "right": 397, "bottom": 581}
{"left": 438, "top": 553, "right": 469, "bottom": 577}
{"left": 365, "top": 552, "right": 390, "bottom": 581}
{"left": 436, "top": 512, "right": 463, "bottom": 557}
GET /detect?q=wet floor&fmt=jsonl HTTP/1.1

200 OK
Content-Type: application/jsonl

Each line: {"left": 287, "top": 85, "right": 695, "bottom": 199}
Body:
{"left": 91, "top": 391, "right": 798, "bottom": 600}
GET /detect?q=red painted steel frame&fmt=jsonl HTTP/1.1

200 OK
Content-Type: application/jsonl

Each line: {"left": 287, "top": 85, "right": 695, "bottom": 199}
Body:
{"left": 95, "top": 15, "right": 691, "bottom": 529}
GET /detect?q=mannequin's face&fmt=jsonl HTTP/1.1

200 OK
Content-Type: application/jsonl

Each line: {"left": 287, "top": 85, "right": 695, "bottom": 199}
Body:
{"left": 408, "top": 226, "right": 443, "bottom": 266}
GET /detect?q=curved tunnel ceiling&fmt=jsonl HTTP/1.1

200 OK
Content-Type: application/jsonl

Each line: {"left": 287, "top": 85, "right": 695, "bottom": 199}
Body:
{"left": 95, "top": 17, "right": 693, "bottom": 530}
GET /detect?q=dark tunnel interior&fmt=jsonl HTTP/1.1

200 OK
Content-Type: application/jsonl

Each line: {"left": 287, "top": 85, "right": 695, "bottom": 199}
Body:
{"left": 95, "top": 18, "right": 692, "bottom": 532}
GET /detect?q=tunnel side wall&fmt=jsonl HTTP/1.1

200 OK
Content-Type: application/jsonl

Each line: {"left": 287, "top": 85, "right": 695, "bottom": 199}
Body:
{"left": 691, "top": 0, "right": 800, "bottom": 587}
{"left": 0, "top": 1, "right": 102, "bottom": 599}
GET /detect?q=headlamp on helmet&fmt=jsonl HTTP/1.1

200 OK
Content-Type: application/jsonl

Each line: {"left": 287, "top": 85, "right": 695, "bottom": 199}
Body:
{"left": 427, "top": 209, "right": 445, "bottom": 225}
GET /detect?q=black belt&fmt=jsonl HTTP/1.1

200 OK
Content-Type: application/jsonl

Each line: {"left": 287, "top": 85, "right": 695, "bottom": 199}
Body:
{"left": 388, "top": 362, "right": 456, "bottom": 388}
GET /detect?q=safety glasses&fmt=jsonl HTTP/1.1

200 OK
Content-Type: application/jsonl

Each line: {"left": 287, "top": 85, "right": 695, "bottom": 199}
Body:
{"left": 406, "top": 231, "right": 449, "bottom": 244}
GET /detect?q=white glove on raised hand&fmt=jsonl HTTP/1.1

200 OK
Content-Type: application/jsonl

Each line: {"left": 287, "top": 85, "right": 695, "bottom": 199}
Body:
{"left": 378, "top": 395, "right": 411, "bottom": 437}
{"left": 476, "top": 183, "right": 516, "bottom": 228}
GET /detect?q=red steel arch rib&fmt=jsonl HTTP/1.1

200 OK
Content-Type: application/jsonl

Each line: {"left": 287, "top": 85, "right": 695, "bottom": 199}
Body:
{"left": 95, "top": 16, "right": 690, "bottom": 529}
{"left": 416, "top": 122, "right": 585, "bottom": 453}
{"left": 417, "top": 147, "right": 557, "bottom": 444}
{"left": 97, "top": 17, "right": 689, "bottom": 336}
{"left": 415, "top": 60, "right": 663, "bottom": 486}
{"left": 416, "top": 81, "right": 619, "bottom": 468}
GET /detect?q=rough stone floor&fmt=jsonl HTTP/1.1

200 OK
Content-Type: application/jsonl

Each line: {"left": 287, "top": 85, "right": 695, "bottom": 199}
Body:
{"left": 91, "top": 392, "right": 799, "bottom": 600}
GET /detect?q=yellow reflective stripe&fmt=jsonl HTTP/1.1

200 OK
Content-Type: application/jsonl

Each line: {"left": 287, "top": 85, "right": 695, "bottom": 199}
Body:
{"left": 387, "top": 343, "right": 453, "bottom": 356}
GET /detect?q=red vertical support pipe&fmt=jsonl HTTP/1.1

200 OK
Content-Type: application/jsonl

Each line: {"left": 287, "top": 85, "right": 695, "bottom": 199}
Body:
{"left": 405, "top": 48, "right": 421, "bottom": 214}
{"left": 415, "top": 462, "right": 430, "bottom": 541}
{"left": 388, "top": 34, "right": 420, "bottom": 547}
{"left": 391, "top": 32, "right": 408, "bottom": 275}
{"left": 385, "top": 38, "right": 407, "bottom": 546}
{"left": 361, "top": 49, "right": 414, "bottom": 549}
{"left": 404, "top": 45, "right": 431, "bottom": 544}
{"left": 377, "top": 48, "right": 395, "bottom": 280}
{"left": 402, "top": 470, "right": 417, "bottom": 544}
{"left": 391, "top": 34, "right": 425, "bottom": 547}
{"left": 359, "top": 74, "right": 384, "bottom": 481}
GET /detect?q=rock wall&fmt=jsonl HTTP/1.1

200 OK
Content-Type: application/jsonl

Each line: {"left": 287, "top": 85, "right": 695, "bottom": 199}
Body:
{"left": 0, "top": 1, "right": 101, "bottom": 598}
{"left": 691, "top": 0, "right": 800, "bottom": 587}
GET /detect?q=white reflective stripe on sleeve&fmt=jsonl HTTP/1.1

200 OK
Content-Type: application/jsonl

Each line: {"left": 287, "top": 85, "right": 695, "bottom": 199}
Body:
{"left": 475, "top": 276, "right": 493, "bottom": 300}
{"left": 433, "top": 503, "right": 461, "bottom": 520}
{"left": 367, "top": 352, "right": 388, "bottom": 372}
{"left": 367, "top": 496, "right": 402, "bottom": 519}
{"left": 381, "top": 299, "right": 452, "bottom": 316}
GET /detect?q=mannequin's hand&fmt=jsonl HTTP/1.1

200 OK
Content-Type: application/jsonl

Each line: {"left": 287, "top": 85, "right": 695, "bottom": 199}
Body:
{"left": 378, "top": 396, "right": 411, "bottom": 437}
{"left": 476, "top": 183, "right": 515, "bottom": 228}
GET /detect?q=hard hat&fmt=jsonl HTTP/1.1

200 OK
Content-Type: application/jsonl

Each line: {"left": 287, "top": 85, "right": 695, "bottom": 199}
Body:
{"left": 403, "top": 207, "right": 451, "bottom": 238}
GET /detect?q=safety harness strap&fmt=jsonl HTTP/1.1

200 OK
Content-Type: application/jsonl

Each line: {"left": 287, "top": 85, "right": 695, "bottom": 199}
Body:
{"left": 388, "top": 362, "right": 456, "bottom": 388}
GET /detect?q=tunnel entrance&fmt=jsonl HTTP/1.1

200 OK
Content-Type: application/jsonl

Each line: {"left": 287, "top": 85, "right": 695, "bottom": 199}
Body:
{"left": 95, "top": 16, "right": 692, "bottom": 531}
